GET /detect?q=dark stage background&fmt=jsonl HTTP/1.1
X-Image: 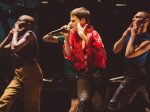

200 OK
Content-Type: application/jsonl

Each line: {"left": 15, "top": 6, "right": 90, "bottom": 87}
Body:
{"left": 0, "top": 0, "right": 150, "bottom": 112}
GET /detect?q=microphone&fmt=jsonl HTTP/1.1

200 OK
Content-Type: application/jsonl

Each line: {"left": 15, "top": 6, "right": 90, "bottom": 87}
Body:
{"left": 48, "top": 25, "right": 71, "bottom": 35}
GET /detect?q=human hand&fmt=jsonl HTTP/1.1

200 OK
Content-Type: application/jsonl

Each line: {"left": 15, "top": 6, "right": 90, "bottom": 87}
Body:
{"left": 130, "top": 27, "right": 137, "bottom": 36}
{"left": 77, "top": 22, "right": 88, "bottom": 37}
{"left": 132, "top": 21, "right": 144, "bottom": 35}
{"left": 7, "top": 26, "right": 16, "bottom": 37}
{"left": 77, "top": 22, "right": 88, "bottom": 41}
{"left": 9, "top": 28, "right": 14, "bottom": 36}
{"left": 13, "top": 23, "right": 25, "bottom": 33}
{"left": 122, "top": 23, "right": 132, "bottom": 37}
{"left": 60, "top": 25, "right": 71, "bottom": 40}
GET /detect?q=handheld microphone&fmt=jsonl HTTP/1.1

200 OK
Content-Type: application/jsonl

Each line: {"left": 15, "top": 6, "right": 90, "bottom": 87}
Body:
{"left": 48, "top": 26, "right": 71, "bottom": 35}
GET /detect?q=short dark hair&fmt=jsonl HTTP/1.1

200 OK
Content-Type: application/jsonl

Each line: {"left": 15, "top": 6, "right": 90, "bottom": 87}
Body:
{"left": 70, "top": 7, "right": 91, "bottom": 23}
{"left": 138, "top": 11, "right": 150, "bottom": 30}
{"left": 20, "top": 15, "right": 35, "bottom": 27}
{"left": 138, "top": 11, "right": 150, "bottom": 20}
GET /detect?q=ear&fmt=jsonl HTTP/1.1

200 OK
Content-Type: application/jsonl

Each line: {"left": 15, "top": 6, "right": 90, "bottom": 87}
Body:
{"left": 143, "top": 18, "right": 150, "bottom": 26}
{"left": 80, "top": 18, "right": 86, "bottom": 24}
{"left": 27, "top": 22, "right": 31, "bottom": 26}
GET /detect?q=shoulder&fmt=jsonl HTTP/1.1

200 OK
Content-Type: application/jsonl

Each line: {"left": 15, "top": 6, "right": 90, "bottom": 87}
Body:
{"left": 139, "top": 40, "right": 150, "bottom": 52}
{"left": 26, "top": 30, "right": 35, "bottom": 36}
{"left": 139, "top": 33, "right": 150, "bottom": 41}
{"left": 87, "top": 26, "right": 101, "bottom": 38}
{"left": 23, "top": 30, "right": 36, "bottom": 41}
{"left": 145, "top": 33, "right": 150, "bottom": 40}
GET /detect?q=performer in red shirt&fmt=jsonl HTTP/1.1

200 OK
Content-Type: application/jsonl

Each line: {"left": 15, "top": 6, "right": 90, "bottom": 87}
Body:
{"left": 43, "top": 7, "right": 107, "bottom": 112}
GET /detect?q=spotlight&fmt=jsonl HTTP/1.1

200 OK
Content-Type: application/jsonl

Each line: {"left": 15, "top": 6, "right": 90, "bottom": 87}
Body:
{"left": 115, "top": 3, "right": 127, "bottom": 7}
{"left": 41, "top": 0, "right": 49, "bottom": 4}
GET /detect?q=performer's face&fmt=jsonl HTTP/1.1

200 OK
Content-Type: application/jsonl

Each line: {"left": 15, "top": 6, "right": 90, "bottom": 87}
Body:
{"left": 132, "top": 12, "right": 146, "bottom": 28}
{"left": 15, "top": 16, "right": 27, "bottom": 29}
{"left": 69, "top": 15, "right": 84, "bottom": 31}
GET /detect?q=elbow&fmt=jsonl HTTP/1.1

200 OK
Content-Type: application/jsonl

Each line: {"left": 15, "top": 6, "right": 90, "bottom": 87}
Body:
{"left": 11, "top": 47, "right": 20, "bottom": 53}
{"left": 11, "top": 48, "right": 17, "bottom": 53}
{"left": 113, "top": 50, "right": 119, "bottom": 54}
{"left": 11, "top": 44, "right": 19, "bottom": 53}
{"left": 11, "top": 46, "right": 17, "bottom": 53}
{"left": 113, "top": 45, "right": 121, "bottom": 54}
{"left": 43, "top": 34, "right": 52, "bottom": 42}
{"left": 125, "top": 49, "right": 135, "bottom": 58}
{"left": 113, "top": 48, "right": 120, "bottom": 54}
{"left": 125, "top": 53, "right": 129, "bottom": 58}
{"left": 64, "top": 50, "right": 71, "bottom": 57}
{"left": 65, "top": 52, "right": 71, "bottom": 57}
{"left": 43, "top": 36, "right": 48, "bottom": 42}
{"left": 125, "top": 52, "right": 132, "bottom": 58}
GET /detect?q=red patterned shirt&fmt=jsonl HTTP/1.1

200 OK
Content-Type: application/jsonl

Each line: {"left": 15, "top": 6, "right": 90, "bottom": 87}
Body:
{"left": 64, "top": 26, "right": 106, "bottom": 72}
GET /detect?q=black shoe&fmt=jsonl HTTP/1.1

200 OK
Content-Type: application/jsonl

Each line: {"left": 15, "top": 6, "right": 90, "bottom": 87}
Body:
{"left": 107, "top": 101, "right": 118, "bottom": 112}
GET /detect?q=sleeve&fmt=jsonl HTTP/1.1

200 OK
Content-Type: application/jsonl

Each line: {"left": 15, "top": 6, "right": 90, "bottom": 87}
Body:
{"left": 87, "top": 31, "right": 106, "bottom": 69}
{"left": 57, "top": 35, "right": 65, "bottom": 44}
{"left": 63, "top": 40, "right": 74, "bottom": 61}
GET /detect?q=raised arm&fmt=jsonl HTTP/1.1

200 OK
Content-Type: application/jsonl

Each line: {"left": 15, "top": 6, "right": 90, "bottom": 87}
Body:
{"left": 0, "top": 28, "right": 14, "bottom": 58}
{"left": 0, "top": 28, "right": 13, "bottom": 49}
{"left": 125, "top": 27, "right": 150, "bottom": 58}
{"left": 43, "top": 33, "right": 59, "bottom": 43}
{"left": 126, "top": 40, "right": 150, "bottom": 58}
{"left": 77, "top": 23, "right": 89, "bottom": 43}
{"left": 11, "top": 30, "right": 34, "bottom": 53}
{"left": 113, "top": 24, "right": 132, "bottom": 54}
{"left": 64, "top": 32, "right": 71, "bottom": 57}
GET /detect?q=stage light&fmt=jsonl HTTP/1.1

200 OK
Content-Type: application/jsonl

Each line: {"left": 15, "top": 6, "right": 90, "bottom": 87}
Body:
{"left": 115, "top": 3, "right": 127, "bottom": 7}
{"left": 41, "top": 0, "right": 49, "bottom": 4}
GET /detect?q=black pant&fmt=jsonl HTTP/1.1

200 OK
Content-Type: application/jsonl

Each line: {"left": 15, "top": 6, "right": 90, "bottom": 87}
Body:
{"left": 108, "top": 66, "right": 150, "bottom": 112}
{"left": 77, "top": 75, "right": 106, "bottom": 112}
